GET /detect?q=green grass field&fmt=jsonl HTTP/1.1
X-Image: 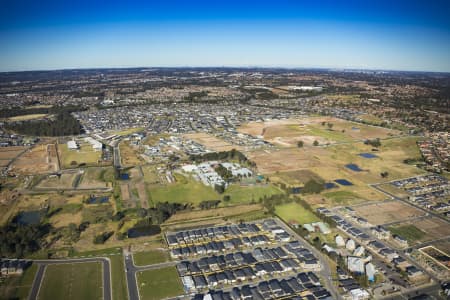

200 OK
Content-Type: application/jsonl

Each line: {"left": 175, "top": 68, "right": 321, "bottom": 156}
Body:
{"left": 59, "top": 143, "right": 101, "bottom": 168}
{"left": 149, "top": 174, "right": 219, "bottom": 205}
{"left": 133, "top": 250, "right": 169, "bottom": 266}
{"left": 275, "top": 202, "right": 320, "bottom": 224}
{"left": 322, "top": 190, "right": 363, "bottom": 204}
{"left": 224, "top": 184, "right": 283, "bottom": 205}
{"left": 388, "top": 224, "right": 426, "bottom": 242}
{"left": 137, "top": 267, "right": 183, "bottom": 300}
{"left": 38, "top": 262, "right": 102, "bottom": 300}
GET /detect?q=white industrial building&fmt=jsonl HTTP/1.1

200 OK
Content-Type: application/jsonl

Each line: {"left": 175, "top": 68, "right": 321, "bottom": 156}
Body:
{"left": 346, "top": 239, "right": 356, "bottom": 251}
{"left": 84, "top": 137, "right": 103, "bottom": 151}
{"left": 335, "top": 235, "right": 345, "bottom": 247}
{"left": 67, "top": 140, "right": 78, "bottom": 150}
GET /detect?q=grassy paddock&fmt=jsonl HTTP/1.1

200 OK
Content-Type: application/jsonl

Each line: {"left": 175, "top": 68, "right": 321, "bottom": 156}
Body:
{"left": 137, "top": 267, "right": 183, "bottom": 300}
{"left": 275, "top": 202, "right": 320, "bottom": 224}
{"left": 38, "top": 262, "right": 102, "bottom": 300}
{"left": 133, "top": 250, "right": 169, "bottom": 266}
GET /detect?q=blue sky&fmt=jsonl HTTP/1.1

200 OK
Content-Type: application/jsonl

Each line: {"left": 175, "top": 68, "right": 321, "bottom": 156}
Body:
{"left": 1, "top": 0, "right": 449, "bottom": 72}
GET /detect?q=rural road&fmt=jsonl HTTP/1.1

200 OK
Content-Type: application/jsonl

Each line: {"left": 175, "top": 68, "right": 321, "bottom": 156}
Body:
{"left": 28, "top": 257, "right": 112, "bottom": 300}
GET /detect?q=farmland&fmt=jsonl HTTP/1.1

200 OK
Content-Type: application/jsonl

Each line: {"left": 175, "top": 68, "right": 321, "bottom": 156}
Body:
{"left": 38, "top": 262, "right": 102, "bottom": 300}
{"left": 136, "top": 267, "right": 183, "bottom": 300}
{"left": 9, "top": 143, "right": 58, "bottom": 174}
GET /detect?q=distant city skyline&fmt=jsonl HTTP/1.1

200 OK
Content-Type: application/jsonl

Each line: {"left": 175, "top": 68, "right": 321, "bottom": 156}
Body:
{"left": 1, "top": 0, "right": 450, "bottom": 72}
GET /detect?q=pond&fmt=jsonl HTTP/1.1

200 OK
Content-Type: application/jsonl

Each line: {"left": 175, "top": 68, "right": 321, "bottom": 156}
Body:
{"left": 16, "top": 210, "right": 42, "bottom": 225}
{"left": 345, "top": 163, "right": 363, "bottom": 172}
{"left": 127, "top": 225, "right": 161, "bottom": 238}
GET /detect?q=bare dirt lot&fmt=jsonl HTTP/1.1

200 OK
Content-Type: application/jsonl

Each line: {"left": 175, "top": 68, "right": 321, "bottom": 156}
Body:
{"left": 120, "top": 183, "right": 135, "bottom": 208}
{"left": 136, "top": 181, "right": 149, "bottom": 209}
{"left": 9, "top": 144, "right": 58, "bottom": 174}
{"left": 410, "top": 217, "right": 450, "bottom": 242}
{"left": 353, "top": 201, "right": 425, "bottom": 225}
{"left": 184, "top": 132, "right": 237, "bottom": 151}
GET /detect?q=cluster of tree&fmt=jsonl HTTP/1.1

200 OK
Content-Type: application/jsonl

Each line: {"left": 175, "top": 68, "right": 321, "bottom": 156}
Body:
{"left": 93, "top": 231, "right": 114, "bottom": 244}
{"left": 5, "top": 111, "right": 84, "bottom": 136}
{"left": 0, "top": 105, "right": 82, "bottom": 118}
{"left": 214, "top": 184, "right": 225, "bottom": 194}
{"left": 136, "top": 202, "right": 188, "bottom": 224}
{"left": 302, "top": 179, "right": 325, "bottom": 194}
{"left": 215, "top": 165, "right": 234, "bottom": 181}
{"left": 0, "top": 221, "right": 52, "bottom": 257}
{"left": 297, "top": 140, "right": 304, "bottom": 148}
{"left": 313, "top": 140, "right": 319, "bottom": 146}
{"left": 380, "top": 171, "right": 389, "bottom": 178}
{"left": 59, "top": 222, "right": 89, "bottom": 243}
{"left": 190, "top": 149, "right": 255, "bottom": 166}
{"left": 321, "top": 122, "right": 334, "bottom": 130}
{"left": 184, "top": 91, "right": 208, "bottom": 101}
{"left": 364, "top": 138, "right": 381, "bottom": 148}
{"left": 199, "top": 200, "right": 221, "bottom": 210}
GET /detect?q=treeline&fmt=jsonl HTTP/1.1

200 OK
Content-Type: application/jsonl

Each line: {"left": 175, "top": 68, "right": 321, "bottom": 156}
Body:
{"left": 0, "top": 105, "right": 83, "bottom": 118}
{"left": 190, "top": 149, "right": 255, "bottom": 167}
{"left": 5, "top": 111, "right": 84, "bottom": 136}
{"left": 0, "top": 222, "right": 52, "bottom": 258}
{"left": 136, "top": 202, "right": 188, "bottom": 225}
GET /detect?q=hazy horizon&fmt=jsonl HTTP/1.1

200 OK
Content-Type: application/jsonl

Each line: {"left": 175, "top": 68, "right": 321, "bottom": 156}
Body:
{"left": 1, "top": 0, "right": 450, "bottom": 72}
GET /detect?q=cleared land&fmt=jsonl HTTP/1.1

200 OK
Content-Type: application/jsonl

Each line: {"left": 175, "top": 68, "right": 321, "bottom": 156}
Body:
{"left": 276, "top": 202, "right": 320, "bottom": 224}
{"left": 119, "top": 141, "right": 142, "bottom": 166}
{"left": 38, "top": 262, "right": 102, "bottom": 300}
{"left": 353, "top": 201, "right": 425, "bottom": 225}
{"left": 137, "top": 267, "right": 183, "bottom": 300}
{"left": 184, "top": 132, "right": 237, "bottom": 151}
{"left": 35, "top": 173, "right": 79, "bottom": 189}
{"left": 9, "top": 144, "right": 58, "bottom": 174}
{"left": 270, "top": 170, "right": 324, "bottom": 186}
{"left": 164, "top": 204, "right": 265, "bottom": 228}
{"left": 388, "top": 217, "right": 450, "bottom": 245}
{"left": 238, "top": 117, "right": 400, "bottom": 147}
{"left": 133, "top": 250, "right": 169, "bottom": 266}
{"left": 78, "top": 167, "right": 113, "bottom": 189}
{"left": 59, "top": 143, "right": 101, "bottom": 169}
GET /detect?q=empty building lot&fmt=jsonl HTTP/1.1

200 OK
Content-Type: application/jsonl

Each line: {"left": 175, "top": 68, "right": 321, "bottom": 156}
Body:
{"left": 353, "top": 201, "right": 425, "bottom": 225}
{"left": 166, "top": 219, "right": 332, "bottom": 299}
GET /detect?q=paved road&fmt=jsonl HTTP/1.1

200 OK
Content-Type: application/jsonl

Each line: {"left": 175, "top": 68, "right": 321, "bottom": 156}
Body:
{"left": 28, "top": 257, "right": 112, "bottom": 300}
{"left": 28, "top": 264, "right": 45, "bottom": 300}
{"left": 124, "top": 253, "right": 140, "bottom": 300}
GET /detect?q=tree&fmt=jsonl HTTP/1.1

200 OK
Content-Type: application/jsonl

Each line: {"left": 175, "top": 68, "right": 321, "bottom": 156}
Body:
{"left": 223, "top": 195, "right": 231, "bottom": 202}
{"left": 297, "top": 140, "right": 304, "bottom": 148}
{"left": 214, "top": 184, "right": 225, "bottom": 194}
{"left": 313, "top": 140, "right": 319, "bottom": 146}
{"left": 327, "top": 123, "right": 333, "bottom": 130}
{"left": 302, "top": 179, "right": 325, "bottom": 194}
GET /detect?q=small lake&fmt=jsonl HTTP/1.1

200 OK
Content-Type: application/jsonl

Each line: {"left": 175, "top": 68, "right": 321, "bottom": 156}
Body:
{"left": 16, "top": 210, "right": 42, "bottom": 225}
{"left": 127, "top": 225, "right": 161, "bottom": 238}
